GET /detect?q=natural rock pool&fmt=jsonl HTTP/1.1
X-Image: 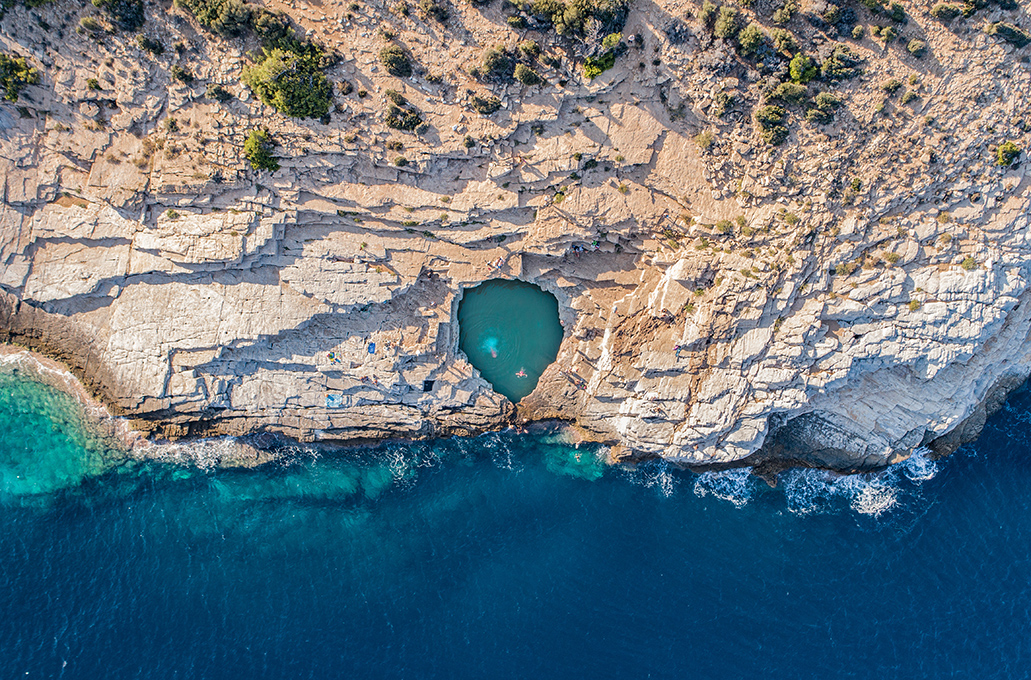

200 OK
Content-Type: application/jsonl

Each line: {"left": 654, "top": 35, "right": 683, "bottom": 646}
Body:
{"left": 457, "top": 279, "right": 564, "bottom": 402}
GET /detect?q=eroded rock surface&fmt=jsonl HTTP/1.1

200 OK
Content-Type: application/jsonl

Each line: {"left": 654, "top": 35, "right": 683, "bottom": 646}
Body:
{"left": 1, "top": 0, "right": 1030, "bottom": 469}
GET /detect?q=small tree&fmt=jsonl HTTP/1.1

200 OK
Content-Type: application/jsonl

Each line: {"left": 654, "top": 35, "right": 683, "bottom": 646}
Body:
{"left": 380, "top": 45, "right": 412, "bottom": 77}
{"left": 714, "top": 6, "right": 740, "bottom": 40}
{"left": 737, "top": 23, "right": 766, "bottom": 55}
{"left": 0, "top": 54, "right": 40, "bottom": 102}
{"left": 244, "top": 129, "right": 279, "bottom": 171}
{"left": 174, "top": 0, "right": 250, "bottom": 36}
{"left": 907, "top": 39, "right": 927, "bottom": 57}
{"left": 471, "top": 94, "right": 501, "bottom": 115}
{"left": 481, "top": 47, "right": 513, "bottom": 82}
{"left": 789, "top": 53, "right": 817, "bottom": 83}
{"left": 996, "top": 141, "right": 1022, "bottom": 166}
{"left": 514, "top": 63, "right": 544, "bottom": 86}
{"left": 242, "top": 48, "right": 332, "bottom": 118}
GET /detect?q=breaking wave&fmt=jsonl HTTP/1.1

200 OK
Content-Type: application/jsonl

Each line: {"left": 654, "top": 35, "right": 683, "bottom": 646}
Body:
{"left": 693, "top": 468, "right": 754, "bottom": 507}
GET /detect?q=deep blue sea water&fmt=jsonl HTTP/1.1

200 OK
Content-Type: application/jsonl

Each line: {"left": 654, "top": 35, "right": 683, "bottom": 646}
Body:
{"left": 2, "top": 363, "right": 1031, "bottom": 679}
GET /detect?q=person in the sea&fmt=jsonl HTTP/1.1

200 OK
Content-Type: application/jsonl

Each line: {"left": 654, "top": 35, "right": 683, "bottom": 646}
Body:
{"left": 516, "top": 368, "right": 526, "bottom": 378}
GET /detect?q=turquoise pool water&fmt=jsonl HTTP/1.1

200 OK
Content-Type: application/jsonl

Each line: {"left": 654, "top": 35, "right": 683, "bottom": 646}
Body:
{"left": 457, "top": 278, "right": 564, "bottom": 402}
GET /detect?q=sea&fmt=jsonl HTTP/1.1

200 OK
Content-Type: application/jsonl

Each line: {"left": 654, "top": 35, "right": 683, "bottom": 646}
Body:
{"left": 1, "top": 355, "right": 1030, "bottom": 679}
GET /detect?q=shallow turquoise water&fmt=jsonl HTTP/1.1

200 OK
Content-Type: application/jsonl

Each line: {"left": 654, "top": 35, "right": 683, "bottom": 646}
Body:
{"left": 457, "top": 278, "right": 564, "bottom": 402}
{"left": 2, "top": 366, "right": 1031, "bottom": 678}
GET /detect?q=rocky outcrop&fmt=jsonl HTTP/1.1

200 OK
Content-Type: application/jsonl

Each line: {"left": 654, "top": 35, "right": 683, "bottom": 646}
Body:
{"left": 1, "top": 0, "right": 1030, "bottom": 469}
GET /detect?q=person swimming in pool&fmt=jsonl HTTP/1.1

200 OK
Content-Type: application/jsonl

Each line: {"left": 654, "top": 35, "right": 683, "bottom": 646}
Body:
{"left": 482, "top": 336, "right": 499, "bottom": 358}
{"left": 515, "top": 368, "right": 526, "bottom": 378}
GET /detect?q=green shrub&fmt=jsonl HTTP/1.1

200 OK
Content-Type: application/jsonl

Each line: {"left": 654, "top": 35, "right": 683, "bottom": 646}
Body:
{"left": 851, "top": 24, "right": 865, "bottom": 39}
{"left": 986, "top": 22, "right": 1031, "bottom": 48}
{"left": 880, "top": 25, "right": 897, "bottom": 42}
{"left": 92, "top": 0, "right": 145, "bottom": 32}
{"left": 881, "top": 78, "right": 902, "bottom": 93}
{"left": 806, "top": 91, "right": 841, "bottom": 124}
{"left": 0, "top": 54, "right": 40, "bottom": 102}
{"left": 385, "top": 89, "right": 408, "bottom": 106}
{"left": 737, "top": 23, "right": 766, "bottom": 55}
{"left": 206, "top": 83, "right": 233, "bottom": 101}
{"left": 419, "top": 0, "right": 448, "bottom": 21}
{"left": 519, "top": 40, "right": 541, "bottom": 58}
{"left": 821, "top": 44, "right": 863, "bottom": 80}
{"left": 87, "top": 77, "right": 102, "bottom": 91}
{"left": 243, "top": 128, "right": 279, "bottom": 171}
{"left": 583, "top": 49, "right": 617, "bottom": 79}
{"left": 137, "top": 35, "right": 165, "bottom": 55}
{"left": 907, "top": 39, "right": 927, "bottom": 57}
{"left": 711, "top": 91, "right": 733, "bottom": 116}
{"left": 508, "top": 15, "right": 527, "bottom": 28}
{"left": 514, "top": 63, "right": 544, "bottom": 85}
{"left": 772, "top": 81, "right": 808, "bottom": 105}
{"left": 695, "top": 129, "right": 715, "bottom": 150}
{"left": 385, "top": 99, "right": 423, "bottom": 130}
{"left": 380, "top": 45, "right": 412, "bottom": 77}
{"left": 602, "top": 31, "right": 622, "bottom": 49}
{"left": 699, "top": 0, "right": 718, "bottom": 28}
{"left": 770, "top": 28, "right": 796, "bottom": 54}
{"left": 714, "top": 6, "right": 740, "bottom": 39}
{"left": 900, "top": 90, "right": 919, "bottom": 105}
{"left": 755, "top": 105, "right": 788, "bottom": 145}
{"left": 78, "top": 17, "right": 105, "bottom": 34}
{"left": 170, "top": 64, "right": 194, "bottom": 83}
{"left": 960, "top": 256, "right": 977, "bottom": 271}
{"left": 471, "top": 94, "right": 501, "bottom": 115}
{"left": 174, "top": 0, "right": 251, "bottom": 36}
{"left": 243, "top": 48, "right": 332, "bottom": 118}
{"left": 482, "top": 46, "right": 513, "bottom": 81}
{"left": 772, "top": 0, "right": 797, "bottom": 24}
{"left": 789, "top": 53, "right": 817, "bottom": 82}
{"left": 887, "top": 1, "right": 905, "bottom": 22}
{"left": 996, "top": 140, "right": 1021, "bottom": 166}
{"left": 930, "top": 3, "right": 961, "bottom": 20}
{"left": 393, "top": 156, "right": 409, "bottom": 166}
{"left": 534, "top": 0, "right": 629, "bottom": 37}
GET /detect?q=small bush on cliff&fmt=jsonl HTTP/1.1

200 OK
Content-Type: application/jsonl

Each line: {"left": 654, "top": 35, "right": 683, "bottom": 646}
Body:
{"left": 789, "top": 53, "right": 817, "bottom": 83}
{"left": 985, "top": 22, "right": 1031, "bottom": 48}
{"left": 907, "top": 39, "right": 927, "bottom": 57}
{"left": 471, "top": 94, "right": 501, "bottom": 115}
{"left": 92, "top": 0, "right": 145, "bottom": 32}
{"left": 821, "top": 44, "right": 863, "bottom": 80}
{"left": 771, "top": 82, "right": 808, "bottom": 105}
{"left": 930, "top": 3, "right": 962, "bottom": 20}
{"left": 755, "top": 105, "right": 789, "bottom": 145}
{"left": 175, "top": 0, "right": 251, "bottom": 36}
{"left": 514, "top": 63, "right": 544, "bottom": 86}
{"left": 244, "top": 128, "right": 279, "bottom": 171}
{"left": 380, "top": 45, "right": 413, "bottom": 77}
{"left": 243, "top": 47, "right": 332, "bottom": 118}
{"left": 0, "top": 53, "right": 40, "bottom": 102}
{"left": 481, "top": 46, "right": 513, "bottom": 82}
{"left": 714, "top": 6, "right": 740, "bottom": 40}
{"left": 737, "top": 23, "right": 766, "bottom": 56}
{"left": 996, "top": 140, "right": 1022, "bottom": 166}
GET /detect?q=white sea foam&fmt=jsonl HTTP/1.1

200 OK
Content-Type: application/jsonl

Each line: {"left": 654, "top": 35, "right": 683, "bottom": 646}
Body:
{"left": 619, "top": 461, "right": 678, "bottom": 497}
{"left": 780, "top": 468, "right": 900, "bottom": 517}
{"left": 693, "top": 468, "right": 753, "bottom": 507}
{"left": 899, "top": 447, "right": 939, "bottom": 482}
